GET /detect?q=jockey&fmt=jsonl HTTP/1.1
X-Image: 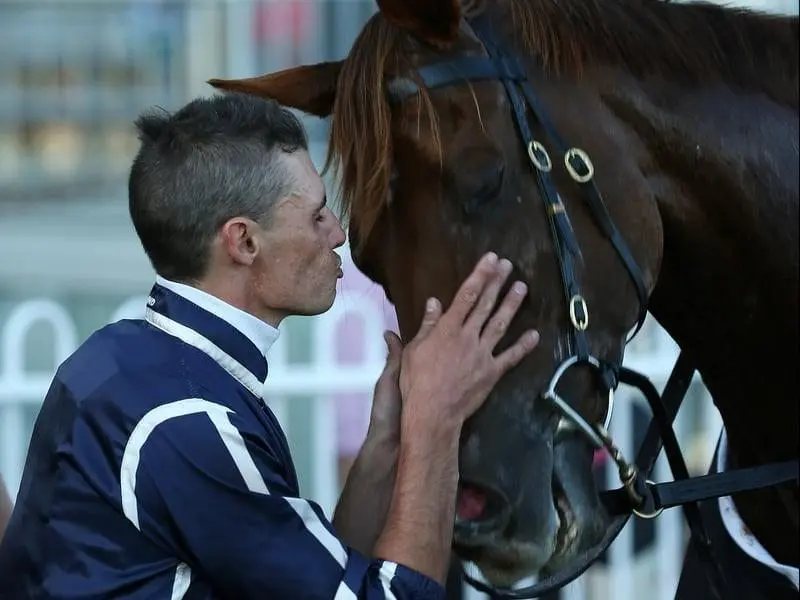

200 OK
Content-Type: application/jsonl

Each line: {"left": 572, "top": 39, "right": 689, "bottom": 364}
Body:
{"left": 0, "top": 93, "right": 540, "bottom": 599}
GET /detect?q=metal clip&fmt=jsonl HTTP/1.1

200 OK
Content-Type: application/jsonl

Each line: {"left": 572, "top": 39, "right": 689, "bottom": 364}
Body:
{"left": 632, "top": 479, "right": 665, "bottom": 520}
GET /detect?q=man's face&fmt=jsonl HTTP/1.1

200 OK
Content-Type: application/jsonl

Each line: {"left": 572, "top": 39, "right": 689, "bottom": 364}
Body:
{"left": 252, "top": 150, "right": 346, "bottom": 319}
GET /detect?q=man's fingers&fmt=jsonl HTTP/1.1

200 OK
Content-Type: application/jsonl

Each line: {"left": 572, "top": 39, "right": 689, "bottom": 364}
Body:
{"left": 480, "top": 281, "right": 529, "bottom": 346}
{"left": 494, "top": 330, "right": 541, "bottom": 372}
{"left": 464, "top": 259, "right": 513, "bottom": 332}
{"left": 441, "top": 253, "right": 499, "bottom": 325}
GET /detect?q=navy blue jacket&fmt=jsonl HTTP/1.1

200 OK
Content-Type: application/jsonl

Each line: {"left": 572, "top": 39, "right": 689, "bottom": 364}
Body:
{"left": 0, "top": 282, "right": 444, "bottom": 600}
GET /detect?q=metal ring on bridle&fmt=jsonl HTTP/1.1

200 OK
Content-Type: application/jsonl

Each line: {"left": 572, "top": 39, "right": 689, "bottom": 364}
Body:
{"left": 527, "top": 140, "right": 552, "bottom": 172}
{"left": 554, "top": 388, "right": 615, "bottom": 437}
{"left": 564, "top": 147, "right": 594, "bottom": 183}
{"left": 631, "top": 480, "right": 665, "bottom": 520}
{"left": 569, "top": 294, "right": 589, "bottom": 331}
{"left": 543, "top": 355, "right": 615, "bottom": 448}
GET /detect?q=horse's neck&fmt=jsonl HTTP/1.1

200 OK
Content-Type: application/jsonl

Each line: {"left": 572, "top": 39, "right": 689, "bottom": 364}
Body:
{"left": 648, "top": 175, "right": 798, "bottom": 465}
{"left": 635, "top": 83, "right": 799, "bottom": 566}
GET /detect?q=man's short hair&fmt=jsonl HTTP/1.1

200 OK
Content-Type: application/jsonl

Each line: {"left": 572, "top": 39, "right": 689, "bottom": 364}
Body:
{"left": 128, "top": 92, "right": 309, "bottom": 282}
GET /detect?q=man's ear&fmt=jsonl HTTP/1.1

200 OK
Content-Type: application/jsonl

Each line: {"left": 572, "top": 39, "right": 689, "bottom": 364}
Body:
{"left": 375, "top": 0, "right": 461, "bottom": 48}
{"left": 219, "top": 218, "right": 261, "bottom": 266}
{"left": 208, "top": 61, "right": 343, "bottom": 117}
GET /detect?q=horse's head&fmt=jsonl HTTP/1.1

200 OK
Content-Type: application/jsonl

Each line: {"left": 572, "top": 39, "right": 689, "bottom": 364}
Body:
{"left": 211, "top": 0, "right": 666, "bottom": 586}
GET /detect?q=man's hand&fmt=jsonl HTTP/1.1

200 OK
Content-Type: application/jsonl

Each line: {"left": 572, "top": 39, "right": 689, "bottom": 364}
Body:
{"left": 333, "top": 332, "right": 403, "bottom": 555}
{"left": 400, "top": 252, "right": 540, "bottom": 433}
{"left": 366, "top": 331, "right": 404, "bottom": 444}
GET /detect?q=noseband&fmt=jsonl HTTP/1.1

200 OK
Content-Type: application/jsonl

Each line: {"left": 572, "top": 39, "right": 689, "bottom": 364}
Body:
{"left": 386, "top": 10, "right": 799, "bottom": 600}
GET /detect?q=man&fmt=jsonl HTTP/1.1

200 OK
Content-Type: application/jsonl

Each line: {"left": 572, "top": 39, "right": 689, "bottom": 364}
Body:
{"left": 0, "top": 93, "right": 540, "bottom": 599}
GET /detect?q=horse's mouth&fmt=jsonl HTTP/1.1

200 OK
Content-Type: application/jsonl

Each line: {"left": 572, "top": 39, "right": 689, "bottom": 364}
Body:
{"left": 453, "top": 476, "right": 579, "bottom": 586}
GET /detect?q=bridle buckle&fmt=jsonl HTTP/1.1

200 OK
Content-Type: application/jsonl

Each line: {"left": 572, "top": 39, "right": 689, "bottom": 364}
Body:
{"left": 569, "top": 294, "right": 589, "bottom": 331}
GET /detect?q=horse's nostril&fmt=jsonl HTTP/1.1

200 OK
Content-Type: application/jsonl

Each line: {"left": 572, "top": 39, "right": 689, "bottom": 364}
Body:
{"left": 456, "top": 481, "right": 509, "bottom": 526}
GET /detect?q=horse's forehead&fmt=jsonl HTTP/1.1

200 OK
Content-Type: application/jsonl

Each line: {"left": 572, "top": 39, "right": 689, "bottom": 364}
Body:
{"left": 391, "top": 88, "right": 509, "bottom": 165}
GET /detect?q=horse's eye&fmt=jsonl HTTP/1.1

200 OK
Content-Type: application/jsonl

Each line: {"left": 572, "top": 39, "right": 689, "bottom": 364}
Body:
{"left": 463, "top": 161, "right": 506, "bottom": 214}
{"left": 475, "top": 162, "right": 505, "bottom": 202}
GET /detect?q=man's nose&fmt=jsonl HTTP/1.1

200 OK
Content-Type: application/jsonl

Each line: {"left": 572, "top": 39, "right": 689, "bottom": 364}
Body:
{"left": 331, "top": 222, "right": 346, "bottom": 249}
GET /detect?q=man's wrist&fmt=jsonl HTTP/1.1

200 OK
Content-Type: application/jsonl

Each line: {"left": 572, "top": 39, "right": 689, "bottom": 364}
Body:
{"left": 348, "top": 424, "right": 399, "bottom": 487}
{"left": 400, "top": 393, "right": 462, "bottom": 448}
{"left": 364, "top": 421, "right": 400, "bottom": 456}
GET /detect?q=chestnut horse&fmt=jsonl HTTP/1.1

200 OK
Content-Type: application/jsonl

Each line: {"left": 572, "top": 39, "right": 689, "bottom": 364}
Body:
{"left": 210, "top": 0, "right": 798, "bottom": 596}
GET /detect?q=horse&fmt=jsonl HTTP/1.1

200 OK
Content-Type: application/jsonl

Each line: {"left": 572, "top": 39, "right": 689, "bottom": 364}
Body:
{"left": 208, "top": 0, "right": 799, "bottom": 596}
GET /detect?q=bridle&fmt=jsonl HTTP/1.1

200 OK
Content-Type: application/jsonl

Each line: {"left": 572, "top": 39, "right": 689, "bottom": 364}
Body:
{"left": 384, "top": 9, "right": 800, "bottom": 600}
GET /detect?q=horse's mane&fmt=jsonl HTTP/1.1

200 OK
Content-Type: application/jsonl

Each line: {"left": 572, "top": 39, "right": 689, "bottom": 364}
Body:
{"left": 325, "top": 16, "right": 421, "bottom": 250}
{"left": 509, "top": 0, "right": 797, "bottom": 105}
{"left": 326, "top": 0, "right": 798, "bottom": 246}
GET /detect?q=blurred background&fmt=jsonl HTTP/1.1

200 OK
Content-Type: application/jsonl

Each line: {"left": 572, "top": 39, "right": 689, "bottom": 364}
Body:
{"left": 0, "top": 0, "right": 796, "bottom": 598}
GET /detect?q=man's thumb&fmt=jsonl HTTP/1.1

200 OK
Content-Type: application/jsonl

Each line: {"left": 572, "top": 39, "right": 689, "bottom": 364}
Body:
{"left": 382, "top": 330, "right": 403, "bottom": 374}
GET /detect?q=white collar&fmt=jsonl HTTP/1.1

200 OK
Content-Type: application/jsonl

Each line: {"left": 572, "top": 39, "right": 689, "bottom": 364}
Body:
{"left": 716, "top": 428, "right": 799, "bottom": 589}
{"left": 155, "top": 275, "right": 279, "bottom": 359}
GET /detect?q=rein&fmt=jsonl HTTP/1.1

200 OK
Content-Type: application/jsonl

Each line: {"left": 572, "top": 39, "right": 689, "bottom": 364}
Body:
{"left": 386, "top": 9, "right": 799, "bottom": 599}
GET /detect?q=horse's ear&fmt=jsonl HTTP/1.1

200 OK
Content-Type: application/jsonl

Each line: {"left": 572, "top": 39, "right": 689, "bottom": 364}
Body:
{"left": 207, "top": 61, "right": 343, "bottom": 118}
{"left": 376, "top": 0, "right": 461, "bottom": 47}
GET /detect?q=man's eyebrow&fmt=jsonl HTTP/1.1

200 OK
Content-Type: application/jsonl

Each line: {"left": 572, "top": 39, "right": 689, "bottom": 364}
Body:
{"left": 317, "top": 194, "right": 327, "bottom": 211}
